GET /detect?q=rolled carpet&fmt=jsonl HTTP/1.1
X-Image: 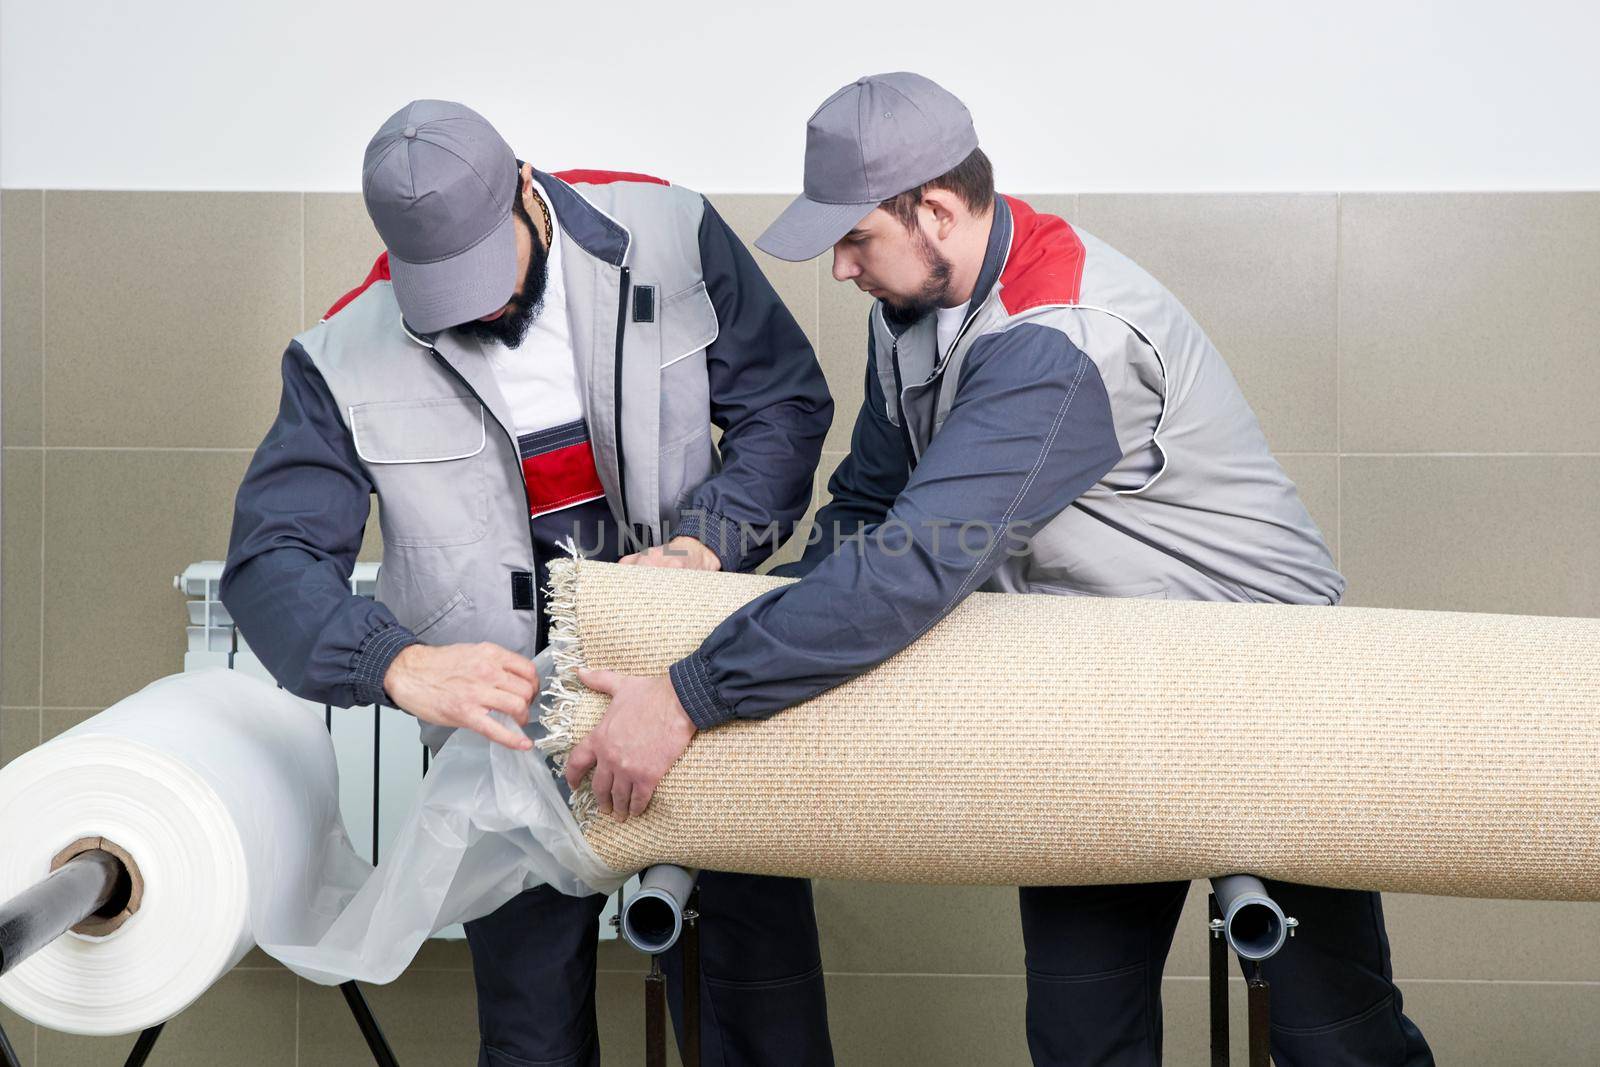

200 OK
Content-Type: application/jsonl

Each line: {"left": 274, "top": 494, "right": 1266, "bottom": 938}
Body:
{"left": 539, "top": 559, "right": 1600, "bottom": 900}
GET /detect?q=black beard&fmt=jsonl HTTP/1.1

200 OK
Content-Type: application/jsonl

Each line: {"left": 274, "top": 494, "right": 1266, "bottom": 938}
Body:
{"left": 455, "top": 218, "right": 551, "bottom": 349}
{"left": 883, "top": 227, "right": 954, "bottom": 322}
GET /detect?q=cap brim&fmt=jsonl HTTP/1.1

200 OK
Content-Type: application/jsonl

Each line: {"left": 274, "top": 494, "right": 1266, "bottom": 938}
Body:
{"left": 755, "top": 195, "right": 877, "bottom": 261}
{"left": 387, "top": 209, "right": 519, "bottom": 334}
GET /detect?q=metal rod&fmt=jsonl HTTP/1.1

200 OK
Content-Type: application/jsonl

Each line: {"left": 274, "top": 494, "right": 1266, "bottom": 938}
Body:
{"left": 1208, "top": 893, "right": 1229, "bottom": 1067}
{"left": 645, "top": 957, "right": 667, "bottom": 1067}
{"left": 0, "top": 850, "right": 123, "bottom": 977}
{"left": 123, "top": 1023, "right": 165, "bottom": 1067}
{"left": 1246, "top": 966, "right": 1271, "bottom": 1067}
{"left": 0, "top": 1017, "right": 21, "bottom": 1067}
{"left": 339, "top": 980, "right": 401, "bottom": 1067}
{"left": 371, "top": 707, "right": 382, "bottom": 864}
{"left": 682, "top": 889, "right": 701, "bottom": 1067}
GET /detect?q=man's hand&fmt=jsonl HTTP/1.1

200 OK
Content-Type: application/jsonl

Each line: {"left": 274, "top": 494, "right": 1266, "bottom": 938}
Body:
{"left": 619, "top": 535, "right": 722, "bottom": 571}
{"left": 564, "top": 669, "right": 696, "bottom": 820}
{"left": 383, "top": 642, "right": 539, "bottom": 750}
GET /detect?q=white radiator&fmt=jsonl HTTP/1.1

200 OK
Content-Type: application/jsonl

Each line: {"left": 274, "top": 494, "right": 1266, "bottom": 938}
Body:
{"left": 175, "top": 561, "right": 629, "bottom": 943}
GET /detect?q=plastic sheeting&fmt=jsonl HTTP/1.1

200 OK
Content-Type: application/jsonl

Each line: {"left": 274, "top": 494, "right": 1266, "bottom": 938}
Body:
{"left": 0, "top": 666, "right": 618, "bottom": 1036}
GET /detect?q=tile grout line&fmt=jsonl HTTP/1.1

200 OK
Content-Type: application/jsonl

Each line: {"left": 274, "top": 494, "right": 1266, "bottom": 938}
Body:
{"left": 1333, "top": 192, "right": 1343, "bottom": 571}
{"left": 38, "top": 188, "right": 46, "bottom": 727}
{"left": 804, "top": 970, "right": 1600, "bottom": 985}
{"left": 1, "top": 445, "right": 257, "bottom": 453}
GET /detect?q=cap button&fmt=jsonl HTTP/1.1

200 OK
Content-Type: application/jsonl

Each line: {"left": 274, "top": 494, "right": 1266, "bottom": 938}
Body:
{"left": 402, "top": 125, "right": 418, "bottom": 139}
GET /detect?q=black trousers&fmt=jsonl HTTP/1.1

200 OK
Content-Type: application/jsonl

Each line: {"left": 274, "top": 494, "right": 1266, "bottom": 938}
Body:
{"left": 464, "top": 871, "right": 833, "bottom": 1066}
{"left": 1019, "top": 879, "right": 1435, "bottom": 1067}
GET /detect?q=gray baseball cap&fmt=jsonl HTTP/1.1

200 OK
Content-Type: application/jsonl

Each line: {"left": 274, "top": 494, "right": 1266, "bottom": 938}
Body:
{"left": 756, "top": 73, "right": 979, "bottom": 262}
{"left": 362, "top": 100, "right": 519, "bottom": 333}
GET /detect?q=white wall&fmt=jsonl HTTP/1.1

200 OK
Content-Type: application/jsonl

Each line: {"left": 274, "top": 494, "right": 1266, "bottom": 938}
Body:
{"left": 2, "top": 0, "right": 1596, "bottom": 192}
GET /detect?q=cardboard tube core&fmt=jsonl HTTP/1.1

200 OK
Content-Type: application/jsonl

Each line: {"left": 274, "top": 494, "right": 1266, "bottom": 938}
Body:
{"left": 50, "top": 836, "right": 142, "bottom": 935}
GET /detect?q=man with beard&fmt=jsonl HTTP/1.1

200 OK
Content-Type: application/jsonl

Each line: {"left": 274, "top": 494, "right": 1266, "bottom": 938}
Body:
{"left": 574, "top": 74, "right": 1433, "bottom": 1066}
{"left": 222, "top": 100, "right": 835, "bottom": 1066}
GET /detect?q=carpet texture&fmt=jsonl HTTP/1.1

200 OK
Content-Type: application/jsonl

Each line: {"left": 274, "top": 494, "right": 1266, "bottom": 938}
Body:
{"left": 540, "top": 559, "right": 1600, "bottom": 899}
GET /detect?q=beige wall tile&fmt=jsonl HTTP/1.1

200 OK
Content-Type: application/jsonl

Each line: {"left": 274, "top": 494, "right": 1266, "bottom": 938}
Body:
{"left": 3, "top": 448, "right": 42, "bottom": 705}
{"left": 758, "top": 492, "right": 819, "bottom": 573}
{"left": 298, "top": 968, "right": 678, "bottom": 1065}
{"left": 1, "top": 707, "right": 41, "bottom": 767}
{"left": 302, "top": 192, "right": 383, "bottom": 331}
{"left": 1340, "top": 456, "right": 1600, "bottom": 615}
{"left": 1017, "top": 194, "right": 1079, "bottom": 223}
{"left": 1076, "top": 194, "right": 1339, "bottom": 454}
{"left": 595, "top": 971, "right": 683, "bottom": 1065}
{"left": 1163, "top": 883, "right": 1217, "bottom": 978}
{"left": 1160, "top": 976, "right": 1257, "bottom": 1065}
{"left": 41, "top": 706, "right": 100, "bottom": 744}
{"left": 42, "top": 450, "right": 251, "bottom": 707}
{"left": 1383, "top": 893, "right": 1600, "bottom": 982}
{"left": 1276, "top": 453, "right": 1340, "bottom": 565}
{"left": 42, "top": 192, "right": 301, "bottom": 448}
{"left": 817, "top": 274, "right": 874, "bottom": 453}
{"left": 1340, "top": 193, "right": 1600, "bottom": 453}
{"left": 1400, "top": 979, "right": 1600, "bottom": 1065}
{"left": 36, "top": 967, "right": 296, "bottom": 1066}
{"left": 298, "top": 971, "right": 479, "bottom": 1065}
{"left": 3, "top": 190, "right": 44, "bottom": 446}
{"left": 703, "top": 194, "right": 820, "bottom": 352}
{"left": 823, "top": 973, "right": 1028, "bottom": 1064}
{"left": 815, "top": 881, "right": 1024, "bottom": 976}
{"left": 0, "top": 1004, "right": 36, "bottom": 1064}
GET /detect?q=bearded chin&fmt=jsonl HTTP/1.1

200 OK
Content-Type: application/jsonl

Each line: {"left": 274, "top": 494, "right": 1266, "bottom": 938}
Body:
{"left": 456, "top": 235, "right": 551, "bottom": 348}
{"left": 884, "top": 230, "right": 954, "bottom": 321}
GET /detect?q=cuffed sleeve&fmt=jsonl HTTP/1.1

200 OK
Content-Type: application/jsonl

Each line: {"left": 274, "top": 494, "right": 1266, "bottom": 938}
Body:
{"left": 668, "top": 650, "right": 737, "bottom": 729}
{"left": 674, "top": 507, "right": 744, "bottom": 574}
{"left": 350, "top": 622, "right": 418, "bottom": 706}
{"left": 680, "top": 199, "right": 832, "bottom": 573}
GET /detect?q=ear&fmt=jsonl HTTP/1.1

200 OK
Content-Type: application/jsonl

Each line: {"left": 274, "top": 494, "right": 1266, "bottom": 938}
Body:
{"left": 923, "top": 188, "right": 964, "bottom": 241}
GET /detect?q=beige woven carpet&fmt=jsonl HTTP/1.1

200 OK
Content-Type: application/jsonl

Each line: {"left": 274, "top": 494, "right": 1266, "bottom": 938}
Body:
{"left": 541, "top": 560, "right": 1600, "bottom": 900}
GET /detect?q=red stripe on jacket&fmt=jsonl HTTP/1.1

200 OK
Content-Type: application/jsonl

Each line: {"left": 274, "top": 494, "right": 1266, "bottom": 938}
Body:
{"left": 324, "top": 252, "right": 391, "bottom": 321}
{"left": 552, "top": 169, "right": 668, "bottom": 187}
{"left": 522, "top": 442, "right": 606, "bottom": 517}
{"left": 997, "top": 195, "right": 1086, "bottom": 315}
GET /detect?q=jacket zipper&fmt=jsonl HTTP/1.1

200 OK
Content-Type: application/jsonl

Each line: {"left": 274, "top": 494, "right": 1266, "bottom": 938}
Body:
{"left": 613, "top": 266, "right": 637, "bottom": 547}
{"left": 427, "top": 348, "right": 543, "bottom": 565}
{"left": 887, "top": 337, "right": 919, "bottom": 472}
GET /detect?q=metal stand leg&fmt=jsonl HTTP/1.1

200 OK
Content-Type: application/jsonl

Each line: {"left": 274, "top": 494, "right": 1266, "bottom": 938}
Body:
{"left": 1246, "top": 964, "right": 1271, "bottom": 1067}
{"left": 645, "top": 956, "right": 667, "bottom": 1067}
{"left": 340, "top": 980, "right": 401, "bottom": 1067}
{"left": 1208, "top": 893, "right": 1229, "bottom": 1067}
{"left": 123, "top": 1023, "right": 164, "bottom": 1067}
{"left": 682, "top": 888, "right": 701, "bottom": 1067}
{"left": 0, "top": 1018, "right": 21, "bottom": 1067}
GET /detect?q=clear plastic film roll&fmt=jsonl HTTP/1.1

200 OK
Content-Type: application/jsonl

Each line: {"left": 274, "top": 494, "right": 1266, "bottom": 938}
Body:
{"left": 0, "top": 667, "right": 621, "bottom": 1036}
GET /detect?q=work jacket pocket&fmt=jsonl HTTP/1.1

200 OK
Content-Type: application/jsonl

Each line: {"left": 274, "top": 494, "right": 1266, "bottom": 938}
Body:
{"left": 349, "top": 396, "right": 491, "bottom": 548}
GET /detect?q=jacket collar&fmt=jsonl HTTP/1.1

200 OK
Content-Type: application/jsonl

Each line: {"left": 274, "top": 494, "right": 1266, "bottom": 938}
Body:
{"left": 880, "top": 195, "right": 1014, "bottom": 343}
{"left": 531, "top": 166, "right": 632, "bottom": 268}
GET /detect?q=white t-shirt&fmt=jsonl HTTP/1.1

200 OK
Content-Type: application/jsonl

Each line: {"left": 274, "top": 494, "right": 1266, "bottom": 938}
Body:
{"left": 481, "top": 178, "right": 584, "bottom": 438}
{"left": 936, "top": 301, "right": 969, "bottom": 359}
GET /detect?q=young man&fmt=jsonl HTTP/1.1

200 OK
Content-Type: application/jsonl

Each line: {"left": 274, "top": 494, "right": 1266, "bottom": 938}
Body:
{"left": 223, "top": 100, "right": 835, "bottom": 1067}
{"left": 574, "top": 74, "right": 1433, "bottom": 1066}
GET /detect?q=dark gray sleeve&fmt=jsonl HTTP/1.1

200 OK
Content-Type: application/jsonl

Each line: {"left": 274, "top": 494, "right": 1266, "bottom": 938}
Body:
{"left": 220, "top": 341, "right": 416, "bottom": 707}
{"left": 668, "top": 323, "right": 1124, "bottom": 728}
{"left": 676, "top": 199, "right": 833, "bottom": 573}
{"left": 770, "top": 322, "right": 911, "bottom": 579}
